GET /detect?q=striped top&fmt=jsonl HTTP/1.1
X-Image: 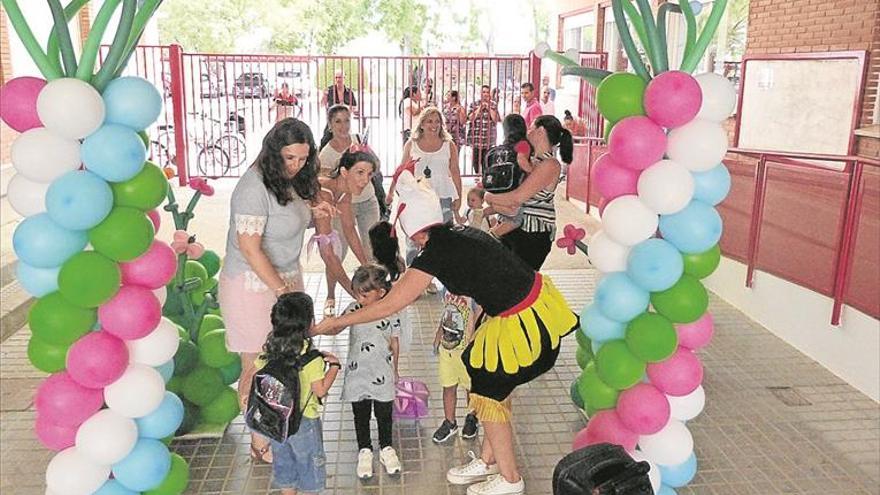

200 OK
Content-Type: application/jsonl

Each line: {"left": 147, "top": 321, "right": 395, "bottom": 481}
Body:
{"left": 520, "top": 186, "right": 557, "bottom": 233}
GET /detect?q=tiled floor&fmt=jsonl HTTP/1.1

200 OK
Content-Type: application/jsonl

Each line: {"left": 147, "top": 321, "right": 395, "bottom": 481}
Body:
{"left": 1, "top": 269, "right": 878, "bottom": 494}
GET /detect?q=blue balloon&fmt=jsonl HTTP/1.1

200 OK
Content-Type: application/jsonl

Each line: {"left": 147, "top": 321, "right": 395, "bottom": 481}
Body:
{"left": 689, "top": 0, "right": 703, "bottom": 15}
{"left": 81, "top": 124, "right": 146, "bottom": 183}
{"left": 691, "top": 163, "right": 731, "bottom": 206}
{"left": 136, "top": 391, "right": 184, "bottom": 439}
{"left": 12, "top": 213, "right": 88, "bottom": 268}
{"left": 658, "top": 200, "right": 723, "bottom": 254}
{"left": 580, "top": 304, "right": 626, "bottom": 342}
{"left": 112, "top": 438, "right": 172, "bottom": 491}
{"left": 657, "top": 485, "right": 678, "bottom": 495}
{"left": 46, "top": 170, "right": 113, "bottom": 230}
{"left": 627, "top": 238, "right": 685, "bottom": 292}
{"left": 103, "top": 76, "right": 163, "bottom": 131}
{"left": 155, "top": 359, "right": 175, "bottom": 383}
{"left": 594, "top": 273, "right": 650, "bottom": 323}
{"left": 659, "top": 452, "right": 697, "bottom": 488}
{"left": 16, "top": 262, "right": 59, "bottom": 297}
{"left": 93, "top": 479, "right": 138, "bottom": 495}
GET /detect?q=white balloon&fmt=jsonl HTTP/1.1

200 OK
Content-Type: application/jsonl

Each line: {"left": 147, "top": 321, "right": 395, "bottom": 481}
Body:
{"left": 534, "top": 41, "right": 551, "bottom": 57}
{"left": 667, "top": 119, "right": 729, "bottom": 172}
{"left": 37, "top": 78, "right": 105, "bottom": 140}
{"left": 11, "top": 128, "right": 81, "bottom": 183}
{"left": 126, "top": 317, "right": 180, "bottom": 366}
{"left": 104, "top": 364, "right": 166, "bottom": 418}
{"left": 695, "top": 72, "right": 736, "bottom": 122}
{"left": 45, "top": 447, "right": 110, "bottom": 495}
{"left": 7, "top": 174, "right": 50, "bottom": 216}
{"left": 587, "top": 231, "right": 632, "bottom": 273}
{"left": 637, "top": 160, "right": 695, "bottom": 215}
{"left": 638, "top": 419, "right": 694, "bottom": 466}
{"left": 600, "top": 195, "right": 659, "bottom": 246}
{"left": 668, "top": 385, "right": 706, "bottom": 421}
{"left": 631, "top": 450, "right": 662, "bottom": 493}
{"left": 154, "top": 287, "right": 168, "bottom": 307}
{"left": 75, "top": 409, "right": 138, "bottom": 465}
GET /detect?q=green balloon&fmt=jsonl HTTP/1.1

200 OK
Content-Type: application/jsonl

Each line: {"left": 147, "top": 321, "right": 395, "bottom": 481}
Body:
{"left": 219, "top": 359, "right": 242, "bottom": 385}
{"left": 575, "top": 327, "right": 591, "bottom": 351}
{"left": 651, "top": 274, "right": 709, "bottom": 323}
{"left": 145, "top": 453, "right": 190, "bottom": 495}
{"left": 58, "top": 251, "right": 121, "bottom": 308}
{"left": 166, "top": 376, "right": 184, "bottom": 395}
{"left": 199, "top": 329, "right": 237, "bottom": 368}
{"left": 569, "top": 379, "right": 585, "bottom": 409}
{"left": 176, "top": 324, "right": 190, "bottom": 341}
{"left": 176, "top": 399, "right": 199, "bottom": 436}
{"left": 173, "top": 339, "right": 199, "bottom": 375}
{"left": 575, "top": 345, "right": 593, "bottom": 370}
{"left": 683, "top": 244, "right": 721, "bottom": 279}
{"left": 197, "top": 314, "right": 224, "bottom": 342}
{"left": 182, "top": 365, "right": 225, "bottom": 406}
{"left": 137, "top": 130, "right": 150, "bottom": 148}
{"left": 28, "top": 335, "right": 70, "bottom": 373}
{"left": 200, "top": 387, "right": 240, "bottom": 424}
{"left": 595, "top": 340, "right": 646, "bottom": 390}
{"left": 199, "top": 250, "right": 221, "bottom": 278}
{"left": 89, "top": 206, "right": 155, "bottom": 261}
{"left": 625, "top": 312, "right": 678, "bottom": 362}
{"left": 29, "top": 292, "right": 97, "bottom": 346}
{"left": 603, "top": 119, "right": 615, "bottom": 142}
{"left": 207, "top": 306, "right": 223, "bottom": 317}
{"left": 184, "top": 260, "right": 208, "bottom": 288}
{"left": 111, "top": 161, "right": 169, "bottom": 210}
{"left": 596, "top": 72, "right": 646, "bottom": 123}
{"left": 577, "top": 361, "right": 619, "bottom": 411}
{"left": 190, "top": 277, "right": 218, "bottom": 306}
{"left": 160, "top": 435, "right": 174, "bottom": 446}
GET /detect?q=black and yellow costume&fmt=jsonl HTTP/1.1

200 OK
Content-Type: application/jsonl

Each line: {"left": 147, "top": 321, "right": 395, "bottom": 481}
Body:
{"left": 411, "top": 225, "right": 578, "bottom": 422}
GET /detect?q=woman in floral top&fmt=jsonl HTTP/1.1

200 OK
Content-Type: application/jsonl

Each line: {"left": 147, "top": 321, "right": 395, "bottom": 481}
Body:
{"left": 443, "top": 90, "right": 466, "bottom": 147}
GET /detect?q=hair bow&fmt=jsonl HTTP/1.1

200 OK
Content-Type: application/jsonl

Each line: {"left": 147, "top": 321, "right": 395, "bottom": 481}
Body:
{"left": 349, "top": 141, "right": 374, "bottom": 155}
{"left": 171, "top": 230, "right": 205, "bottom": 259}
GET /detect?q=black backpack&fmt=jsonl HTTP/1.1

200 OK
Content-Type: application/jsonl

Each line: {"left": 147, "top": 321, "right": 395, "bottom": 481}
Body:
{"left": 553, "top": 443, "right": 654, "bottom": 495}
{"left": 245, "top": 349, "right": 324, "bottom": 443}
{"left": 481, "top": 144, "right": 525, "bottom": 193}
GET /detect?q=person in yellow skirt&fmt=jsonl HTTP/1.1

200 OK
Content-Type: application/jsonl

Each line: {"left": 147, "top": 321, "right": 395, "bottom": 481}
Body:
{"left": 313, "top": 169, "right": 577, "bottom": 495}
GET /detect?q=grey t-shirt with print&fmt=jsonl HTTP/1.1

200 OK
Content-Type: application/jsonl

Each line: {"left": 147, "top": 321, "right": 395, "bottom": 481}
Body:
{"left": 340, "top": 302, "right": 401, "bottom": 403}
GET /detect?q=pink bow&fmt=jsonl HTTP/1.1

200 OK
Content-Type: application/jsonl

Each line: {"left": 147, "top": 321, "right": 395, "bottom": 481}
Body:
{"left": 188, "top": 177, "right": 215, "bottom": 196}
{"left": 556, "top": 224, "right": 587, "bottom": 255}
{"left": 349, "top": 142, "right": 374, "bottom": 155}
{"left": 171, "top": 230, "right": 205, "bottom": 259}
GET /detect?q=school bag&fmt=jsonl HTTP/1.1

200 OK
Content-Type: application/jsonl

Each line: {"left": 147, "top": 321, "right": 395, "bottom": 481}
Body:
{"left": 244, "top": 348, "right": 324, "bottom": 443}
{"left": 552, "top": 443, "right": 653, "bottom": 495}
{"left": 392, "top": 378, "right": 429, "bottom": 420}
{"left": 481, "top": 143, "right": 525, "bottom": 193}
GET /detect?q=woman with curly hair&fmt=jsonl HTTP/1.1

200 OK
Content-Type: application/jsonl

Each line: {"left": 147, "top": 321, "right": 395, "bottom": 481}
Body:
{"left": 218, "top": 118, "right": 335, "bottom": 463}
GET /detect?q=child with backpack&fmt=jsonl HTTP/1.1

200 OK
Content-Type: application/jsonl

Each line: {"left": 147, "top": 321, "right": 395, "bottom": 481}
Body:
{"left": 431, "top": 288, "right": 480, "bottom": 443}
{"left": 245, "top": 292, "right": 341, "bottom": 495}
{"left": 337, "top": 264, "right": 403, "bottom": 479}
{"left": 485, "top": 114, "right": 533, "bottom": 240}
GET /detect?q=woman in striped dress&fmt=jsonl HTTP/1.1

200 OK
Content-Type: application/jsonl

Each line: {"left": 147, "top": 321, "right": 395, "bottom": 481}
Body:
{"left": 484, "top": 115, "right": 573, "bottom": 270}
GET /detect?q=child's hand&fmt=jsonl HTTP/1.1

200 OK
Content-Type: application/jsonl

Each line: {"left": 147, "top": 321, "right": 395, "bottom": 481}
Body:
{"left": 323, "top": 352, "right": 340, "bottom": 366}
{"left": 432, "top": 331, "right": 441, "bottom": 356}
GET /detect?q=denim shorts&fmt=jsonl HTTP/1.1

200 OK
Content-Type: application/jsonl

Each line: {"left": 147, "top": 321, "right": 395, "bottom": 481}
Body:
{"left": 270, "top": 417, "right": 326, "bottom": 492}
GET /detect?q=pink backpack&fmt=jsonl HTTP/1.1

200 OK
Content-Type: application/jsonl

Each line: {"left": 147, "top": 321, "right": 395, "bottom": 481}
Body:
{"left": 393, "top": 378, "right": 429, "bottom": 420}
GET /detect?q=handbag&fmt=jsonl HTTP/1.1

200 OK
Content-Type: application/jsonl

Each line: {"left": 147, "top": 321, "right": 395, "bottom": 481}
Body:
{"left": 392, "top": 378, "right": 429, "bottom": 420}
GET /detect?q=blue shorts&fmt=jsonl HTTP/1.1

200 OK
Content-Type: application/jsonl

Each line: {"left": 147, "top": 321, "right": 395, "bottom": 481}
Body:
{"left": 270, "top": 417, "right": 326, "bottom": 492}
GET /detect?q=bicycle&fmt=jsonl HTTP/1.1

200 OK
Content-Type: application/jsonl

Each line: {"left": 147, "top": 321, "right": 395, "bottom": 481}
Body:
{"left": 149, "top": 111, "right": 247, "bottom": 177}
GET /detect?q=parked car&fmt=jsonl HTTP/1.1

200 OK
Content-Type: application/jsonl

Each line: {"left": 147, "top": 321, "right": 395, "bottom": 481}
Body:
{"left": 200, "top": 73, "right": 226, "bottom": 98}
{"left": 276, "top": 67, "right": 312, "bottom": 99}
{"left": 233, "top": 72, "right": 271, "bottom": 98}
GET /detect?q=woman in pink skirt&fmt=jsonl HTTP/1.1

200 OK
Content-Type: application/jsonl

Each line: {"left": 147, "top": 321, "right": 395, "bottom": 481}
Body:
{"left": 219, "top": 118, "right": 335, "bottom": 463}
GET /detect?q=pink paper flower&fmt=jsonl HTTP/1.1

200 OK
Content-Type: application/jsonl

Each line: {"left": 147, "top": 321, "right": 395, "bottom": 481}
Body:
{"left": 556, "top": 224, "right": 587, "bottom": 255}
{"left": 188, "top": 177, "right": 214, "bottom": 196}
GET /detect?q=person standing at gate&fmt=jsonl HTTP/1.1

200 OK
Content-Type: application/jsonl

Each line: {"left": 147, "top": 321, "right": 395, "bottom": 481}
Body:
{"left": 540, "top": 85, "right": 555, "bottom": 117}
{"left": 321, "top": 68, "right": 358, "bottom": 113}
{"left": 466, "top": 85, "right": 500, "bottom": 175}
{"left": 519, "top": 82, "right": 543, "bottom": 129}
{"left": 399, "top": 86, "right": 424, "bottom": 146}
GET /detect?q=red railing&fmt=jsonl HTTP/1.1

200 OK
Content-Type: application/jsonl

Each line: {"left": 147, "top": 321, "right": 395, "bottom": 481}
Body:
{"left": 566, "top": 142, "right": 880, "bottom": 326}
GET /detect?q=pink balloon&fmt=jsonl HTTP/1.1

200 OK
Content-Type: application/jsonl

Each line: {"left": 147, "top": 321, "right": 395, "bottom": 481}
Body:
{"left": 35, "top": 414, "right": 77, "bottom": 451}
{"left": 597, "top": 197, "right": 609, "bottom": 216}
{"left": 647, "top": 347, "right": 704, "bottom": 397}
{"left": 676, "top": 312, "right": 714, "bottom": 350}
{"left": 0, "top": 77, "right": 46, "bottom": 132}
{"left": 574, "top": 410, "right": 638, "bottom": 452}
{"left": 608, "top": 116, "right": 667, "bottom": 171}
{"left": 644, "top": 71, "right": 702, "bottom": 129}
{"left": 592, "top": 153, "right": 640, "bottom": 201}
{"left": 120, "top": 241, "right": 178, "bottom": 289}
{"left": 147, "top": 209, "right": 162, "bottom": 232}
{"left": 67, "top": 331, "right": 129, "bottom": 388}
{"left": 616, "top": 383, "right": 670, "bottom": 435}
{"left": 34, "top": 372, "right": 104, "bottom": 427}
{"left": 99, "top": 285, "right": 162, "bottom": 340}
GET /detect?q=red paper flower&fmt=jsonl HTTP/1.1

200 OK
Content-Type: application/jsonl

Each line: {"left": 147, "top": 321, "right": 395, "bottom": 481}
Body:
{"left": 188, "top": 177, "right": 215, "bottom": 196}
{"left": 556, "top": 224, "right": 587, "bottom": 255}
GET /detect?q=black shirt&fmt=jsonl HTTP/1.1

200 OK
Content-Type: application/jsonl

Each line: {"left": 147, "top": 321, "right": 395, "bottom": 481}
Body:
{"left": 326, "top": 86, "right": 358, "bottom": 107}
{"left": 410, "top": 225, "right": 536, "bottom": 316}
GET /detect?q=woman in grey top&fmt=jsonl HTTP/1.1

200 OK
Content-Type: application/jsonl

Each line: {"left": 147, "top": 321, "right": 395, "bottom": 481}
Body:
{"left": 218, "top": 118, "right": 336, "bottom": 463}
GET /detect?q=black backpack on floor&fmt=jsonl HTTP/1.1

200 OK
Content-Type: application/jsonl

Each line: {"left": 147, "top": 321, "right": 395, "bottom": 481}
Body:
{"left": 553, "top": 443, "right": 654, "bottom": 495}
{"left": 245, "top": 349, "right": 323, "bottom": 443}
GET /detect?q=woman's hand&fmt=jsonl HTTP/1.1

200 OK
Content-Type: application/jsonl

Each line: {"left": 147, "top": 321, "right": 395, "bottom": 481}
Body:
{"left": 313, "top": 317, "right": 341, "bottom": 336}
{"left": 311, "top": 201, "right": 337, "bottom": 219}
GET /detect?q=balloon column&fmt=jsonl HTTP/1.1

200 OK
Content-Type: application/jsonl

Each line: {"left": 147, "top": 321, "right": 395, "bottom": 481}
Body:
{"left": 2, "top": 1, "right": 189, "bottom": 493}
{"left": 543, "top": 0, "right": 734, "bottom": 493}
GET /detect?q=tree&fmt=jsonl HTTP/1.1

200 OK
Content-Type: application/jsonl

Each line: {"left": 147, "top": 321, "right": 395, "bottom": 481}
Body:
{"left": 374, "top": 0, "right": 430, "bottom": 54}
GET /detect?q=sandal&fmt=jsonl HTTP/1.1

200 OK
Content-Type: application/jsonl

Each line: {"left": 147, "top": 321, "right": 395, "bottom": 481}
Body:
{"left": 250, "top": 443, "right": 273, "bottom": 464}
{"left": 324, "top": 298, "right": 336, "bottom": 318}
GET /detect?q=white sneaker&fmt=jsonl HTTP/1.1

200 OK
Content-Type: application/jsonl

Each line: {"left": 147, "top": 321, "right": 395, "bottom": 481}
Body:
{"left": 446, "top": 451, "right": 500, "bottom": 485}
{"left": 466, "top": 474, "right": 525, "bottom": 495}
{"left": 357, "top": 448, "right": 373, "bottom": 479}
{"left": 379, "top": 446, "right": 402, "bottom": 475}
